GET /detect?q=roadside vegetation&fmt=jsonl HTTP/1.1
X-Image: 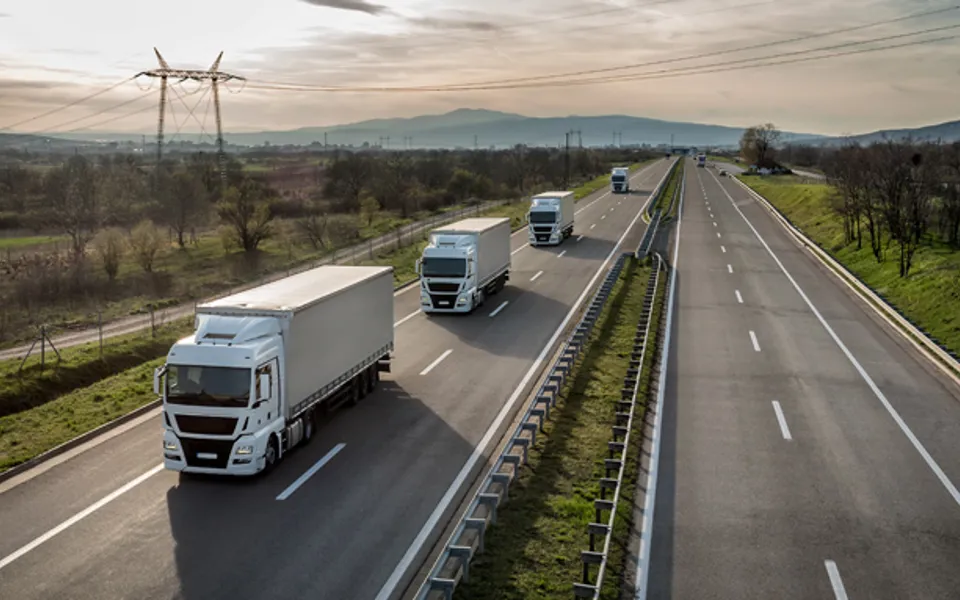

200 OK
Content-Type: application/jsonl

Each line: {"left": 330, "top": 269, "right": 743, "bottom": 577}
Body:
{"left": 453, "top": 256, "right": 665, "bottom": 600}
{"left": 0, "top": 146, "right": 659, "bottom": 348}
{"left": 736, "top": 125, "right": 960, "bottom": 357}
{"left": 653, "top": 160, "right": 682, "bottom": 214}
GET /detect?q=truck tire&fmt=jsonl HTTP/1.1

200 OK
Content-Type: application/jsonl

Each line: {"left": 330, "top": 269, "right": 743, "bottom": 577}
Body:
{"left": 347, "top": 374, "right": 364, "bottom": 406}
{"left": 366, "top": 365, "right": 377, "bottom": 394}
{"left": 264, "top": 436, "right": 279, "bottom": 473}
{"left": 302, "top": 411, "right": 315, "bottom": 445}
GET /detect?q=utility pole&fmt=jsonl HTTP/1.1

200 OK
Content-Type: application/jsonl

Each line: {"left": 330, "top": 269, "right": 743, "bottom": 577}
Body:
{"left": 324, "top": 132, "right": 328, "bottom": 149}
{"left": 137, "top": 48, "right": 245, "bottom": 194}
{"left": 474, "top": 134, "right": 478, "bottom": 150}
{"left": 564, "top": 131, "right": 572, "bottom": 189}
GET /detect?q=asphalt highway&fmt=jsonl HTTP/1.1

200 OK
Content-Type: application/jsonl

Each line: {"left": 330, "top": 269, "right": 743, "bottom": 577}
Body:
{"left": 646, "top": 159, "right": 960, "bottom": 598}
{"left": 0, "top": 158, "right": 676, "bottom": 600}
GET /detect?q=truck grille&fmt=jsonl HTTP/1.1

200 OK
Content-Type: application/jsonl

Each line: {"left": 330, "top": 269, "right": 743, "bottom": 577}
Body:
{"left": 429, "top": 293, "right": 458, "bottom": 309}
{"left": 428, "top": 282, "right": 460, "bottom": 293}
{"left": 533, "top": 226, "right": 554, "bottom": 233}
{"left": 180, "top": 438, "right": 235, "bottom": 469}
{"left": 175, "top": 415, "right": 238, "bottom": 436}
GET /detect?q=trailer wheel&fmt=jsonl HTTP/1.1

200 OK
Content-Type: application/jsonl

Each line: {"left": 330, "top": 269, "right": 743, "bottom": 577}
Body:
{"left": 302, "top": 411, "right": 315, "bottom": 445}
{"left": 347, "top": 375, "right": 364, "bottom": 406}
{"left": 366, "top": 366, "right": 378, "bottom": 393}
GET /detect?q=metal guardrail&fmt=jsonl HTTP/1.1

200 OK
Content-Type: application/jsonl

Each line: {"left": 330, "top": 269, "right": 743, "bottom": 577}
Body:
{"left": 636, "top": 209, "right": 661, "bottom": 257}
{"left": 573, "top": 252, "right": 666, "bottom": 599}
{"left": 637, "top": 159, "right": 684, "bottom": 257}
{"left": 661, "top": 160, "right": 685, "bottom": 222}
{"left": 413, "top": 250, "right": 635, "bottom": 600}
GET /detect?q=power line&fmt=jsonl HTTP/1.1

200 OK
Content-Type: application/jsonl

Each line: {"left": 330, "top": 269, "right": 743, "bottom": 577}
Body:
{"left": 244, "top": 24, "right": 960, "bottom": 94}
{"left": 0, "top": 76, "right": 136, "bottom": 132}
{"left": 248, "top": 4, "right": 959, "bottom": 93}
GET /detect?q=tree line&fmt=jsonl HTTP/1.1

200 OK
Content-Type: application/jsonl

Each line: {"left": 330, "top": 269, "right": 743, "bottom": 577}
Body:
{"left": 737, "top": 124, "right": 960, "bottom": 278}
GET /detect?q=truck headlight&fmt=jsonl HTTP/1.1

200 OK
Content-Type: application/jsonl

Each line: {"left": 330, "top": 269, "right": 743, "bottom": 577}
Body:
{"left": 163, "top": 440, "right": 178, "bottom": 451}
{"left": 457, "top": 296, "right": 468, "bottom": 305}
{"left": 236, "top": 445, "right": 254, "bottom": 455}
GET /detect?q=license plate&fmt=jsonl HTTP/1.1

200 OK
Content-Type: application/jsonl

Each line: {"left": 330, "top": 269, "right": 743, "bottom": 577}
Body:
{"left": 439, "top": 301, "right": 450, "bottom": 306}
{"left": 197, "top": 452, "right": 217, "bottom": 460}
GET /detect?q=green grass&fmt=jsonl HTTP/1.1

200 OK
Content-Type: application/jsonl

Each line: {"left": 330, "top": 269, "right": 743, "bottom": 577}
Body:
{"left": 0, "top": 353, "right": 167, "bottom": 472}
{"left": 0, "top": 320, "right": 192, "bottom": 420}
{"left": 0, "top": 235, "right": 69, "bottom": 250}
{"left": 654, "top": 161, "right": 683, "bottom": 214}
{"left": 453, "top": 257, "right": 664, "bottom": 600}
{"left": 738, "top": 175, "right": 960, "bottom": 357}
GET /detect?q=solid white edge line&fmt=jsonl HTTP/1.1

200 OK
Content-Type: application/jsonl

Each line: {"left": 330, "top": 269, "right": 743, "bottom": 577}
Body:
{"left": 530, "top": 270, "right": 544, "bottom": 281}
{"left": 394, "top": 310, "right": 421, "bottom": 327}
{"left": 735, "top": 290, "right": 744, "bottom": 304}
{"left": 749, "top": 330, "right": 761, "bottom": 352}
{"left": 0, "top": 464, "right": 165, "bottom": 571}
{"left": 419, "top": 349, "right": 453, "bottom": 376}
{"left": 824, "top": 560, "right": 849, "bottom": 600}
{"left": 378, "top": 192, "right": 653, "bottom": 600}
{"left": 772, "top": 401, "right": 793, "bottom": 441}
{"left": 635, "top": 159, "right": 683, "bottom": 600}
{"left": 488, "top": 301, "right": 509, "bottom": 318}
{"left": 707, "top": 169, "right": 960, "bottom": 507}
{"left": 276, "top": 443, "right": 346, "bottom": 501}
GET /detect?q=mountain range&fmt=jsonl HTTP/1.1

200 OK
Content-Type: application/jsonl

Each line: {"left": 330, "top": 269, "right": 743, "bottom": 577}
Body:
{"left": 3, "top": 109, "right": 959, "bottom": 150}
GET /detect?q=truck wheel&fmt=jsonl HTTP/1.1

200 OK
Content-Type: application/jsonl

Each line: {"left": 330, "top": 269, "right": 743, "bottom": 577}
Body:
{"left": 367, "top": 366, "right": 378, "bottom": 393}
{"left": 347, "top": 375, "right": 364, "bottom": 406}
{"left": 302, "top": 411, "right": 315, "bottom": 445}
{"left": 264, "top": 436, "right": 279, "bottom": 473}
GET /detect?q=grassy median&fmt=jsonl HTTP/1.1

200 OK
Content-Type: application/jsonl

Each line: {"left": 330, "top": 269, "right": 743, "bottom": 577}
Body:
{"left": 654, "top": 161, "right": 683, "bottom": 215}
{"left": 738, "top": 175, "right": 960, "bottom": 357}
{"left": 454, "top": 256, "right": 666, "bottom": 600}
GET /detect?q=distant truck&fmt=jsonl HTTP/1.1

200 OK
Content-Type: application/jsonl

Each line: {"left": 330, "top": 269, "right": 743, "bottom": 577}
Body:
{"left": 527, "top": 191, "right": 575, "bottom": 246}
{"left": 416, "top": 217, "right": 511, "bottom": 314}
{"left": 610, "top": 167, "right": 630, "bottom": 193}
{"left": 697, "top": 154, "right": 707, "bottom": 167}
{"left": 156, "top": 265, "right": 394, "bottom": 476}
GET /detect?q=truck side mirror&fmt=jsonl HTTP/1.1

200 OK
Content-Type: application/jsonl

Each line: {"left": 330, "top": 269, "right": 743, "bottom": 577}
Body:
{"left": 415, "top": 259, "right": 422, "bottom": 275}
{"left": 153, "top": 366, "right": 166, "bottom": 396}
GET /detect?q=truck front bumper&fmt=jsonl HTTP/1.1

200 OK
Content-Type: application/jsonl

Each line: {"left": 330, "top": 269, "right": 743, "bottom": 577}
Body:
{"left": 421, "top": 290, "right": 474, "bottom": 313}
{"left": 529, "top": 230, "right": 561, "bottom": 245}
{"left": 163, "top": 430, "right": 266, "bottom": 476}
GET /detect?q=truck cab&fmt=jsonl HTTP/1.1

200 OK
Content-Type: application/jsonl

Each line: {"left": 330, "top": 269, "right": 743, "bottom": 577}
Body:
{"left": 157, "top": 314, "right": 286, "bottom": 476}
{"left": 611, "top": 167, "right": 630, "bottom": 193}
{"left": 527, "top": 192, "right": 575, "bottom": 246}
{"left": 418, "top": 233, "right": 478, "bottom": 313}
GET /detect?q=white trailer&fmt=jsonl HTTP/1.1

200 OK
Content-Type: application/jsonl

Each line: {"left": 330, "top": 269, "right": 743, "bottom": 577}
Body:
{"left": 528, "top": 191, "right": 575, "bottom": 246}
{"left": 416, "top": 217, "right": 511, "bottom": 314}
{"left": 155, "top": 265, "right": 394, "bottom": 476}
{"left": 611, "top": 167, "right": 630, "bottom": 193}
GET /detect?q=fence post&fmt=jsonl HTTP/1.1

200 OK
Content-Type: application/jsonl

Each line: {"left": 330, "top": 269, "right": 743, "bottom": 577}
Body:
{"left": 40, "top": 325, "right": 46, "bottom": 373}
{"left": 98, "top": 311, "right": 103, "bottom": 359}
{"left": 150, "top": 306, "right": 156, "bottom": 338}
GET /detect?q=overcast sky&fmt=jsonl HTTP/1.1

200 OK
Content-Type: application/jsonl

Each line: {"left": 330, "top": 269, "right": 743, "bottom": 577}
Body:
{"left": 0, "top": 0, "right": 958, "bottom": 137}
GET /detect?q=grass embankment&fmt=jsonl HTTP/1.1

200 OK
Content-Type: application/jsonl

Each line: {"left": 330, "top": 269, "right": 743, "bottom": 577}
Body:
{"left": 0, "top": 166, "right": 648, "bottom": 473}
{"left": 0, "top": 235, "right": 69, "bottom": 251}
{"left": 653, "top": 161, "right": 682, "bottom": 214}
{"left": 453, "top": 256, "right": 665, "bottom": 600}
{"left": 738, "top": 175, "right": 960, "bottom": 357}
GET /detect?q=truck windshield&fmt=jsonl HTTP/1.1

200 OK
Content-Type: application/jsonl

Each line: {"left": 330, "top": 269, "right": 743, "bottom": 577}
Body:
{"left": 529, "top": 211, "right": 557, "bottom": 224}
{"left": 612, "top": 175, "right": 626, "bottom": 182}
{"left": 166, "top": 365, "right": 251, "bottom": 408}
{"left": 422, "top": 257, "right": 466, "bottom": 277}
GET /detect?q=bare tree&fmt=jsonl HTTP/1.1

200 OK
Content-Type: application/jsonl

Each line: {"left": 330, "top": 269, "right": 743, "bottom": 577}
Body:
{"left": 740, "top": 123, "right": 782, "bottom": 168}
{"left": 44, "top": 155, "right": 101, "bottom": 258}
{"left": 92, "top": 227, "right": 125, "bottom": 281}
{"left": 160, "top": 169, "right": 210, "bottom": 248}
{"left": 128, "top": 219, "right": 167, "bottom": 273}
{"left": 324, "top": 153, "right": 371, "bottom": 212}
{"left": 218, "top": 179, "right": 274, "bottom": 252}
{"left": 938, "top": 142, "right": 960, "bottom": 247}
{"left": 869, "top": 140, "right": 929, "bottom": 277}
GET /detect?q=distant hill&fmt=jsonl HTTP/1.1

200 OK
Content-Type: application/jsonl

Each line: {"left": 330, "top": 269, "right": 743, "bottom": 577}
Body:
{"left": 809, "top": 119, "right": 960, "bottom": 146}
{"left": 0, "top": 133, "right": 93, "bottom": 150}
{"left": 54, "top": 108, "right": 825, "bottom": 149}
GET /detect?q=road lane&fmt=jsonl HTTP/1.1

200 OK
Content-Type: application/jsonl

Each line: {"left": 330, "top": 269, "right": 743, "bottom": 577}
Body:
{"left": 645, "top": 159, "right": 960, "bottom": 599}
{"left": 0, "top": 160, "right": 674, "bottom": 600}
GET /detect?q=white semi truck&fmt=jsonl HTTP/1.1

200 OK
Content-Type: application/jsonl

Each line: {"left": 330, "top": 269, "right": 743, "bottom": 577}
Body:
{"left": 527, "top": 191, "right": 575, "bottom": 246}
{"left": 155, "top": 265, "right": 394, "bottom": 476}
{"left": 611, "top": 167, "right": 630, "bottom": 193}
{"left": 416, "top": 217, "right": 511, "bottom": 314}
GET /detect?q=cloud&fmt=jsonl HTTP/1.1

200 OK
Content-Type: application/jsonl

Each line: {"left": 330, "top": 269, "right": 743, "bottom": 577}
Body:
{"left": 298, "top": 0, "right": 387, "bottom": 15}
{"left": 406, "top": 16, "right": 502, "bottom": 33}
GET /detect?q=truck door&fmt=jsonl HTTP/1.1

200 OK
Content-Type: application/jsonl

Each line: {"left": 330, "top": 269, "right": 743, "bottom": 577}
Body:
{"left": 254, "top": 361, "right": 280, "bottom": 425}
